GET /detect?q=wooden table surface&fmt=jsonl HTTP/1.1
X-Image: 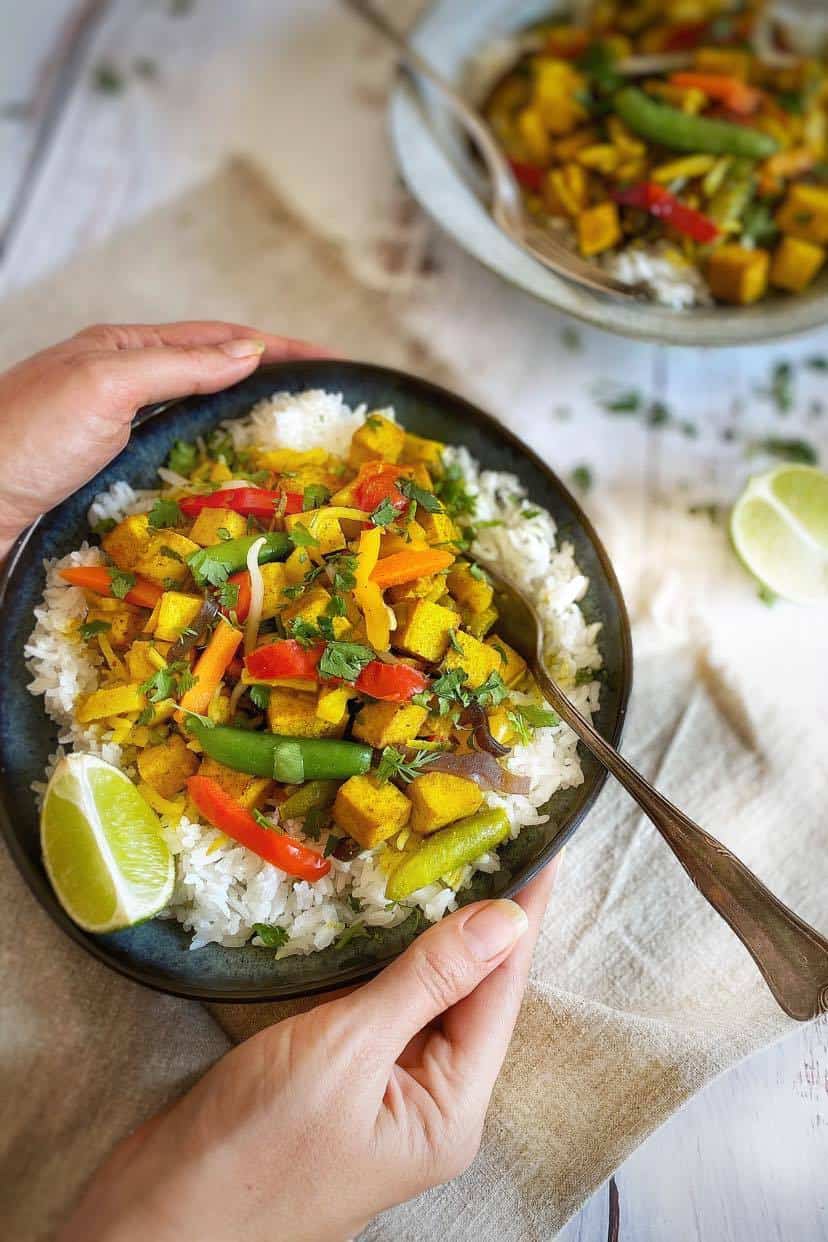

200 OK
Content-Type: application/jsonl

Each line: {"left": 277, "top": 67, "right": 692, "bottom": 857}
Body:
{"left": 2, "top": 3, "right": 826, "bottom": 1239}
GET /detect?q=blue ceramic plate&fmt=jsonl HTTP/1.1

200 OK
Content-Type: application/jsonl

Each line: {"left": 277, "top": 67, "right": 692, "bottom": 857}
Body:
{"left": 389, "top": 0, "right": 828, "bottom": 346}
{"left": 0, "top": 360, "right": 631, "bottom": 1002}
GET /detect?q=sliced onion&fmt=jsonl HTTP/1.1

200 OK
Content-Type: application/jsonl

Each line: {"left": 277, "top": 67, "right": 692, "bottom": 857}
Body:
{"left": 425, "top": 751, "right": 531, "bottom": 796}
{"left": 244, "top": 536, "right": 266, "bottom": 656}
{"left": 167, "top": 596, "right": 219, "bottom": 662}
{"left": 463, "top": 700, "right": 511, "bottom": 758}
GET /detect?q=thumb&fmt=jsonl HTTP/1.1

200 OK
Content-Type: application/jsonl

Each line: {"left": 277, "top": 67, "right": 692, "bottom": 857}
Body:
{"left": 348, "top": 900, "right": 528, "bottom": 1056}
{"left": 84, "top": 339, "right": 268, "bottom": 412}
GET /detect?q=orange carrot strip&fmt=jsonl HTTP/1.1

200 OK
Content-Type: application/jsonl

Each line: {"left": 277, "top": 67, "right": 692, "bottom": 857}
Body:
{"left": 59, "top": 565, "right": 162, "bottom": 610}
{"left": 369, "top": 548, "right": 454, "bottom": 589}
{"left": 178, "top": 618, "right": 242, "bottom": 716}
{"left": 670, "top": 73, "right": 761, "bottom": 116}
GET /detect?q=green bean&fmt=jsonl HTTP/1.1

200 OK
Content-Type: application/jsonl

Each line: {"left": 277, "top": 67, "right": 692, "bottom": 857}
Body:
{"left": 615, "top": 88, "right": 778, "bottom": 160}
{"left": 385, "top": 808, "right": 511, "bottom": 901}
{"left": 187, "top": 532, "right": 291, "bottom": 586}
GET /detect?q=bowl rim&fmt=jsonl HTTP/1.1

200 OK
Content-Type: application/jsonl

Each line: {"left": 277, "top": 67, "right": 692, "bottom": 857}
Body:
{"left": 388, "top": 0, "right": 828, "bottom": 346}
{"left": 0, "top": 359, "right": 633, "bottom": 1003}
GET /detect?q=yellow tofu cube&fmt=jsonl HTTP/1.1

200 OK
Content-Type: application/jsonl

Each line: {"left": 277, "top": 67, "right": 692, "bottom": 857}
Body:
{"left": 408, "top": 772, "right": 483, "bottom": 835}
{"left": 284, "top": 547, "right": 313, "bottom": 584}
{"left": 281, "top": 587, "right": 350, "bottom": 639}
{"left": 285, "top": 509, "right": 345, "bottom": 556}
{"left": 775, "top": 184, "right": 828, "bottom": 245}
{"left": 266, "top": 687, "right": 347, "bottom": 738}
{"left": 517, "top": 105, "right": 552, "bottom": 164}
{"left": 85, "top": 604, "right": 144, "bottom": 650}
{"left": 333, "top": 774, "right": 411, "bottom": 848}
{"left": 577, "top": 202, "right": 622, "bottom": 257}
{"left": 153, "top": 592, "right": 203, "bottom": 642}
{"left": 101, "top": 513, "right": 152, "bottom": 572}
{"left": 380, "top": 523, "right": 428, "bottom": 556}
{"left": 770, "top": 235, "right": 826, "bottom": 293}
{"left": 463, "top": 605, "right": 498, "bottom": 640}
{"left": 137, "top": 732, "right": 198, "bottom": 800}
{"left": 76, "top": 683, "right": 147, "bottom": 724}
{"left": 416, "top": 510, "right": 460, "bottom": 547}
{"left": 352, "top": 701, "right": 429, "bottom": 748}
{"left": 188, "top": 506, "right": 247, "bottom": 547}
{"left": 485, "top": 637, "right": 527, "bottom": 688}
{"left": 125, "top": 639, "right": 172, "bottom": 683}
{"left": 197, "top": 756, "right": 273, "bottom": 811}
{"left": 348, "top": 413, "right": 406, "bottom": 467}
{"left": 441, "top": 630, "right": 501, "bottom": 689}
{"left": 393, "top": 600, "right": 458, "bottom": 663}
{"left": 400, "top": 432, "right": 445, "bottom": 472}
{"left": 693, "top": 46, "right": 750, "bottom": 80}
{"left": 706, "top": 245, "right": 769, "bottom": 305}
{"left": 260, "top": 562, "right": 290, "bottom": 620}
{"left": 446, "top": 561, "right": 494, "bottom": 613}
{"left": 135, "top": 530, "right": 200, "bottom": 585}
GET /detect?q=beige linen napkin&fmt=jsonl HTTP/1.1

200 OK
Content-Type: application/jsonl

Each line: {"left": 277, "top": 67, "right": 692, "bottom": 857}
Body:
{"left": 0, "top": 161, "right": 825, "bottom": 1241}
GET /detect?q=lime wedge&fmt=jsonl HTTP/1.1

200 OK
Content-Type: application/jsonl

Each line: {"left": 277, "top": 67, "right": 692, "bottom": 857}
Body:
{"left": 730, "top": 465, "right": 828, "bottom": 604}
{"left": 41, "top": 754, "right": 174, "bottom": 933}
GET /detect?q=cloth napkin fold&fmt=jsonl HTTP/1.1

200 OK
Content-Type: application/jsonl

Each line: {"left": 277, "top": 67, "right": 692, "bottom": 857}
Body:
{"left": 0, "top": 161, "right": 824, "bottom": 1242}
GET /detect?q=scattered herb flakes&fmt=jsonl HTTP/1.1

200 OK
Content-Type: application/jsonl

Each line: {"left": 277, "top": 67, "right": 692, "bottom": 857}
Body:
{"left": 333, "top": 920, "right": 369, "bottom": 951}
{"left": 509, "top": 704, "right": 560, "bottom": 733}
{"left": 753, "top": 437, "right": 818, "bottom": 465}
{"left": 92, "top": 63, "right": 124, "bottom": 94}
{"left": 474, "top": 671, "right": 509, "bottom": 708}
{"left": 806, "top": 356, "right": 828, "bottom": 372}
{"left": 289, "top": 522, "right": 320, "bottom": 549}
{"left": 521, "top": 508, "right": 541, "bottom": 520}
{"left": 376, "top": 747, "right": 441, "bottom": 784}
{"left": 136, "top": 706, "right": 156, "bottom": 727}
{"left": 329, "top": 552, "right": 358, "bottom": 593}
{"left": 468, "top": 562, "right": 488, "bottom": 582}
{"left": 347, "top": 894, "right": 364, "bottom": 914}
{"left": 158, "top": 545, "right": 185, "bottom": 564}
{"left": 216, "top": 526, "right": 232, "bottom": 542}
{"left": 318, "top": 641, "right": 374, "bottom": 683}
{"left": 687, "top": 502, "right": 723, "bottom": 523}
{"left": 679, "top": 420, "right": 698, "bottom": 439}
{"left": 133, "top": 57, "right": 159, "bottom": 80}
{"left": 79, "top": 619, "right": 111, "bottom": 641}
{"left": 253, "top": 923, "right": 289, "bottom": 949}
{"left": 108, "top": 568, "right": 136, "bottom": 599}
{"left": 434, "top": 463, "right": 476, "bottom": 521}
{"left": 169, "top": 0, "right": 196, "bottom": 12}
{"left": 647, "top": 400, "right": 671, "bottom": 428}
{"left": 303, "top": 484, "right": 330, "bottom": 511}
{"left": 323, "top": 833, "right": 342, "bottom": 858}
{"left": 560, "top": 325, "right": 582, "bottom": 352}
{"left": 757, "top": 584, "right": 777, "bottom": 607}
{"left": 139, "top": 660, "right": 195, "bottom": 703}
{"left": 91, "top": 517, "right": 116, "bottom": 537}
{"left": 167, "top": 439, "right": 198, "bottom": 476}
{"left": 188, "top": 548, "right": 230, "bottom": 587}
{"left": 148, "top": 497, "right": 184, "bottom": 530}
{"left": 758, "top": 361, "right": 795, "bottom": 415}
{"left": 370, "top": 497, "right": 397, "bottom": 527}
{"left": 398, "top": 476, "right": 443, "bottom": 514}
{"left": 574, "top": 667, "right": 597, "bottom": 686}
{"left": 570, "top": 465, "right": 593, "bottom": 493}
{"left": 602, "top": 390, "right": 642, "bottom": 416}
{"left": 248, "top": 684, "right": 271, "bottom": 711}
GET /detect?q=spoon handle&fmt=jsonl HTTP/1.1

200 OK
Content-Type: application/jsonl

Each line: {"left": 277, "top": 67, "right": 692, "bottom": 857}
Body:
{"left": 532, "top": 664, "right": 828, "bottom": 1020}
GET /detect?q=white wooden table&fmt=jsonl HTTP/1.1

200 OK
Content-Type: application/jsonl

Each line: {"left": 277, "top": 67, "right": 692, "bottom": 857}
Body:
{"left": 2, "top": 3, "right": 826, "bottom": 1238}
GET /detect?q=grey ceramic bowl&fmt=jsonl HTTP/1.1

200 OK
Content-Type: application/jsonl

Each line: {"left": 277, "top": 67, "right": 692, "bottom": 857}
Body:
{"left": 389, "top": 0, "right": 828, "bottom": 346}
{"left": 0, "top": 360, "right": 632, "bottom": 1002}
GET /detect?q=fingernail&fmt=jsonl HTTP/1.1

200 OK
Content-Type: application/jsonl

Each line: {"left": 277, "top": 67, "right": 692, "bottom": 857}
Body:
{"left": 462, "top": 900, "right": 529, "bottom": 962}
{"left": 220, "top": 339, "right": 266, "bottom": 358}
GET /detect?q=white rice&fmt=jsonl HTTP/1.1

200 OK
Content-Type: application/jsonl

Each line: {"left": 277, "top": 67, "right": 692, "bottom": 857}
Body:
{"left": 26, "top": 390, "right": 602, "bottom": 955}
{"left": 602, "top": 241, "right": 714, "bottom": 310}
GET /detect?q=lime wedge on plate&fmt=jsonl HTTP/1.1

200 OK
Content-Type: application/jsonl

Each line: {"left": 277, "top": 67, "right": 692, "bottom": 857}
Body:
{"left": 41, "top": 753, "right": 174, "bottom": 933}
{"left": 730, "top": 465, "right": 828, "bottom": 604}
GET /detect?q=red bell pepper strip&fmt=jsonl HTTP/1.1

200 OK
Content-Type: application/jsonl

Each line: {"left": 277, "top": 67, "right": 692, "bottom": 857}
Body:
{"left": 353, "top": 463, "right": 409, "bottom": 514}
{"left": 187, "top": 775, "right": 330, "bottom": 881}
{"left": 613, "top": 182, "right": 720, "bottom": 244}
{"left": 245, "top": 640, "right": 429, "bottom": 703}
{"left": 178, "top": 487, "right": 303, "bottom": 520}
{"left": 59, "top": 565, "right": 163, "bottom": 610}
{"left": 508, "top": 160, "right": 545, "bottom": 194}
{"left": 355, "top": 661, "right": 429, "bottom": 703}
{"left": 245, "top": 640, "right": 325, "bottom": 682}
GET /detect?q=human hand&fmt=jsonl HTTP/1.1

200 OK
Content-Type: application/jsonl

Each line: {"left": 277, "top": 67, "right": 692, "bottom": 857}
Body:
{"left": 0, "top": 321, "right": 326, "bottom": 561}
{"left": 62, "top": 864, "right": 558, "bottom": 1242}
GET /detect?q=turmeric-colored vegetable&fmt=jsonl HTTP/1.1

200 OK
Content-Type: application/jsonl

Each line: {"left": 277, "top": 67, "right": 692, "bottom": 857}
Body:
{"left": 370, "top": 548, "right": 454, "bottom": 589}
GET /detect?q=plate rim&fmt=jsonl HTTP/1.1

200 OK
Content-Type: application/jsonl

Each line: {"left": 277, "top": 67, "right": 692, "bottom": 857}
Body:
{"left": 0, "top": 358, "right": 633, "bottom": 1003}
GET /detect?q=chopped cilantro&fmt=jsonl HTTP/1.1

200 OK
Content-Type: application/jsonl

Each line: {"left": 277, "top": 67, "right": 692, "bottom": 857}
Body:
{"left": 370, "top": 497, "right": 398, "bottom": 527}
{"left": 575, "top": 667, "right": 597, "bottom": 686}
{"left": 90, "top": 517, "right": 116, "bottom": 537}
{"left": 252, "top": 808, "right": 276, "bottom": 830}
{"left": 206, "top": 429, "right": 237, "bottom": 468}
{"left": 398, "top": 476, "right": 443, "bottom": 514}
{"left": 508, "top": 705, "right": 560, "bottom": 742}
{"left": 139, "top": 660, "right": 195, "bottom": 703}
{"left": 468, "top": 562, "right": 488, "bottom": 582}
{"left": 289, "top": 617, "right": 323, "bottom": 647}
{"left": 329, "top": 553, "right": 358, "bottom": 593}
{"left": 434, "top": 463, "right": 476, "bottom": 522}
{"left": 474, "top": 671, "right": 509, "bottom": 708}
{"left": 347, "top": 894, "right": 364, "bottom": 914}
{"left": 216, "top": 526, "right": 232, "bottom": 541}
{"left": 318, "top": 641, "right": 374, "bottom": 682}
{"left": 448, "top": 629, "right": 464, "bottom": 654}
{"left": 136, "top": 706, "right": 156, "bottom": 727}
{"left": 754, "top": 437, "right": 818, "bottom": 465}
{"left": 93, "top": 62, "right": 124, "bottom": 93}
{"left": 806, "top": 356, "right": 828, "bottom": 372}
{"left": 248, "top": 684, "right": 271, "bottom": 711}
{"left": 647, "top": 401, "right": 671, "bottom": 428}
{"left": 109, "top": 567, "right": 136, "bottom": 599}
{"left": 217, "top": 580, "right": 240, "bottom": 610}
{"left": 148, "top": 497, "right": 183, "bottom": 529}
{"left": 187, "top": 548, "right": 230, "bottom": 587}
{"left": 603, "top": 390, "right": 642, "bottom": 415}
{"left": 376, "top": 747, "right": 441, "bottom": 784}
{"left": 158, "top": 544, "right": 184, "bottom": 563}
{"left": 571, "top": 465, "right": 593, "bottom": 493}
{"left": 167, "top": 439, "right": 198, "bottom": 476}
{"left": 521, "top": 508, "right": 541, "bottom": 520}
{"left": 79, "top": 619, "right": 111, "bottom": 641}
{"left": 303, "top": 484, "right": 330, "bottom": 511}
{"left": 253, "top": 923, "right": 289, "bottom": 948}
{"left": 289, "top": 522, "right": 320, "bottom": 549}
{"left": 333, "top": 920, "right": 369, "bottom": 951}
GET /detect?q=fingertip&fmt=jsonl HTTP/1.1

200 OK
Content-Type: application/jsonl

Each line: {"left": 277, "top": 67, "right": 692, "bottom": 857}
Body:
{"left": 460, "top": 899, "right": 529, "bottom": 963}
{"left": 218, "top": 339, "right": 266, "bottom": 359}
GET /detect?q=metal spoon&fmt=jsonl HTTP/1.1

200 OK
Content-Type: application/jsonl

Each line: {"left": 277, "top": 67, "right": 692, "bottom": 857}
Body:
{"left": 480, "top": 560, "right": 828, "bottom": 1021}
{"left": 342, "top": 0, "right": 646, "bottom": 300}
